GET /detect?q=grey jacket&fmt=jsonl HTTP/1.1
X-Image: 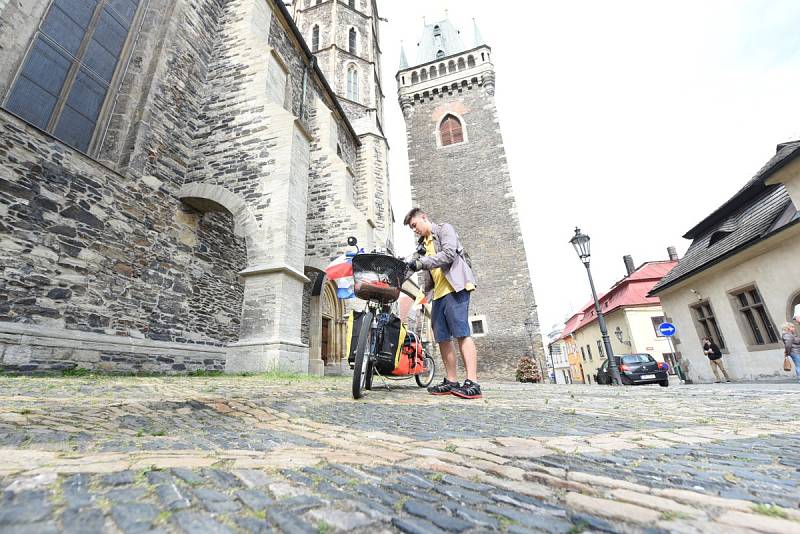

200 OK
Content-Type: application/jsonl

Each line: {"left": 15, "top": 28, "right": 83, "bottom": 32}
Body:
{"left": 783, "top": 332, "right": 800, "bottom": 356}
{"left": 412, "top": 222, "right": 477, "bottom": 301}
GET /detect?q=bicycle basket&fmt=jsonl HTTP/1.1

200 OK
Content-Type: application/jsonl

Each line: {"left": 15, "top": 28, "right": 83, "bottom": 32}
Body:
{"left": 351, "top": 253, "right": 406, "bottom": 303}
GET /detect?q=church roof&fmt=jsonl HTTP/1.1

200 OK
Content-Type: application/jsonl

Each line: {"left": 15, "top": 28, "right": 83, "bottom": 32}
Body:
{"left": 415, "top": 19, "right": 466, "bottom": 66}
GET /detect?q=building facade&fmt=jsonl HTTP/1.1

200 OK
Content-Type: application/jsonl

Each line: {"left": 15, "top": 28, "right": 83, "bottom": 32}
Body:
{"left": 396, "top": 18, "right": 544, "bottom": 377}
{"left": 0, "top": 0, "right": 392, "bottom": 374}
{"left": 651, "top": 141, "right": 800, "bottom": 383}
{"left": 545, "top": 324, "right": 572, "bottom": 384}
{"left": 560, "top": 257, "right": 678, "bottom": 384}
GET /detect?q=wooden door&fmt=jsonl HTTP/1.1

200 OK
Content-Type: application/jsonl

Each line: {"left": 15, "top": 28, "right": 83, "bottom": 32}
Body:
{"left": 321, "top": 318, "right": 330, "bottom": 364}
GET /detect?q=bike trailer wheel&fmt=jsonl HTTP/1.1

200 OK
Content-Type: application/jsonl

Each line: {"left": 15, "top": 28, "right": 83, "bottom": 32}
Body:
{"left": 415, "top": 355, "right": 435, "bottom": 388}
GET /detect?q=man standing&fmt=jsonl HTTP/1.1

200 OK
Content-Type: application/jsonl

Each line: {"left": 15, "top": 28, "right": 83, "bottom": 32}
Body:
{"left": 702, "top": 337, "right": 731, "bottom": 383}
{"left": 404, "top": 208, "right": 481, "bottom": 399}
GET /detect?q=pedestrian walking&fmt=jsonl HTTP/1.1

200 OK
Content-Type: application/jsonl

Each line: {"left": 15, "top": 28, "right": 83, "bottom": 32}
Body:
{"left": 781, "top": 322, "right": 800, "bottom": 382}
{"left": 404, "top": 207, "right": 481, "bottom": 399}
{"left": 702, "top": 337, "right": 731, "bottom": 383}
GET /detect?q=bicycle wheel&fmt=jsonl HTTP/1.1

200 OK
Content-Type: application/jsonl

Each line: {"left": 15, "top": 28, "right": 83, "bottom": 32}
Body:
{"left": 365, "top": 361, "right": 374, "bottom": 390}
{"left": 352, "top": 311, "right": 373, "bottom": 399}
{"left": 415, "top": 354, "right": 435, "bottom": 388}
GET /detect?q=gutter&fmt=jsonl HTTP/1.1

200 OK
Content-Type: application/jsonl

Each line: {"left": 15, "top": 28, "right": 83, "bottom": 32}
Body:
{"left": 274, "top": 0, "right": 361, "bottom": 145}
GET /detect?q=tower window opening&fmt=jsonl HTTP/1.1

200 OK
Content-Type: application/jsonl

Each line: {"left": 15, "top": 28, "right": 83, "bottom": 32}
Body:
{"left": 348, "top": 28, "right": 357, "bottom": 54}
{"left": 411, "top": 71, "right": 419, "bottom": 83}
{"left": 312, "top": 25, "right": 320, "bottom": 51}
{"left": 481, "top": 52, "right": 485, "bottom": 61}
{"left": 347, "top": 66, "right": 359, "bottom": 101}
{"left": 436, "top": 50, "right": 444, "bottom": 59}
{"left": 433, "top": 25, "right": 441, "bottom": 37}
{"left": 440, "top": 114, "right": 464, "bottom": 146}
{"left": 401, "top": 75, "right": 405, "bottom": 84}
{"left": 467, "top": 55, "right": 475, "bottom": 68}
{"left": 349, "top": 0, "right": 355, "bottom": 8}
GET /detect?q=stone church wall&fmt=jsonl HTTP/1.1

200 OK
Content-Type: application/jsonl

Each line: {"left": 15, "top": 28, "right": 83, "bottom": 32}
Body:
{"left": 0, "top": 0, "right": 364, "bottom": 373}
{"left": 0, "top": 112, "right": 240, "bottom": 373}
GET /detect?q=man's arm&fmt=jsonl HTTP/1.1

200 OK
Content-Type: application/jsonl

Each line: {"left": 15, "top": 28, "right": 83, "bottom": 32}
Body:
{"left": 419, "top": 223, "right": 458, "bottom": 270}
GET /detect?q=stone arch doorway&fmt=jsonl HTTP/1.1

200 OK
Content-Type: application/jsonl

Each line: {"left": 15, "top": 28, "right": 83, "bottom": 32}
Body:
{"left": 305, "top": 269, "right": 347, "bottom": 375}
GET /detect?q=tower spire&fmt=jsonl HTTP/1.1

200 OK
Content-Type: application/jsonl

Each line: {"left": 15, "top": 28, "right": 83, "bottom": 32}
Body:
{"left": 399, "top": 42, "right": 408, "bottom": 69}
{"left": 472, "top": 18, "right": 484, "bottom": 47}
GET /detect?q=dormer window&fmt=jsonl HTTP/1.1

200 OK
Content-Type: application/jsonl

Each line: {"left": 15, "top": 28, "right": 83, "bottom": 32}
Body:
{"left": 436, "top": 50, "right": 445, "bottom": 59}
{"left": 708, "top": 230, "right": 732, "bottom": 246}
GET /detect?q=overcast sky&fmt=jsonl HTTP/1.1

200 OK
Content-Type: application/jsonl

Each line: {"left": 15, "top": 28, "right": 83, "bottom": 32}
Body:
{"left": 377, "top": 0, "right": 800, "bottom": 340}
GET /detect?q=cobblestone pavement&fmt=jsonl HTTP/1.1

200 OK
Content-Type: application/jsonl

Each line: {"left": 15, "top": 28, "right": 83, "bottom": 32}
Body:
{"left": 1, "top": 375, "right": 800, "bottom": 534}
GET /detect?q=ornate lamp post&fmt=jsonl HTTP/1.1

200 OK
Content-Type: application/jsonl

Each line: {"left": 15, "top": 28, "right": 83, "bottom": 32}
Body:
{"left": 523, "top": 318, "right": 548, "bottom": 383}
{"left": 569, "top": 227, "right": 621, "bottom": 385}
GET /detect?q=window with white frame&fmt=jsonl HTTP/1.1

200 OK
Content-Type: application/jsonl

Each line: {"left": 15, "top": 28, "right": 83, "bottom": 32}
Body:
{"left": 469, "top": 315, "right": 487, "bottom": 337}
{"left": 4, "top": 0, "right": 142, "bottom": 153}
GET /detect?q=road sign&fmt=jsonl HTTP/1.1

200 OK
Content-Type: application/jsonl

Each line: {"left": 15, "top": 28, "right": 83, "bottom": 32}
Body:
{"left": 658, "top": 322, "right": 676, "bottom": 337}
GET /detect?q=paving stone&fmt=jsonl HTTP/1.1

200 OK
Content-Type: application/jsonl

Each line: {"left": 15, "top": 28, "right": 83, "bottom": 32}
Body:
{"left": 236, "top": 489, "right": 274, "bottom": 511}
{"left": 173, "top": 511, "right": 234, "bottom": 534}
{"left": 266, "top": 509, "right": 317, "bottom": 534}
{"left": 454, "top": 507, "right": 501, "bottom": 529}
{"left": 392, "top": 516, "right": 448, "bottom": 534}
{"left": 61, "top": 507, "right": 105, "bottom": 533}
{"left": 171, "top": 468, "right": 204, "bottom": 485}
{"left": 155, "top": 483, "right": 192, "bottom": 510}
{"left": 106, "top": 487, "right": 149, "bottom": 503}
{"left": 111, "top": 503, "right": 158, "bottom": 531}
{"left": 0, "top": 490, "right": 52, "bottom": 525}
{"left": 101, "top": 470, "right": 137, "bottom": 486}
{"left": 193, "top": 487, "right": 240, "bottom": 513}
{"left": 306, "top": 507, "right": 375, "bottom": 531}
{"left": 403, "top": 499, "right": 472, "bottom": 532}
{"left": 232, "top": 469, "right": 273, "bottom": 489}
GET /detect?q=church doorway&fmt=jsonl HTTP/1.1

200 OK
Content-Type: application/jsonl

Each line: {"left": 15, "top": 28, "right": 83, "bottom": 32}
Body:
{"left": 321, "top": 317, "right": 331, "bottom": 364}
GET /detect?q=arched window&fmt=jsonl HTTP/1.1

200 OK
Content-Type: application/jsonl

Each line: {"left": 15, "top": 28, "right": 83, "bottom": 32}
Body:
{"left": 436, "top": 50, "right": 445, "bottom": 59}
{"left": 347, "top": 66, "right": 358, "bottom": 101}
{"left": 467, "top": 55, "right": 475, "bottom": 67}
{"left": 311, "top": 25, "right": 320, "bottom": 51}
{"left": 457, "top": 57, "right": 465, "bottom": 70}
{"left": 315, "top": 0, "right": 321, "bottom": 4}
{"left": 448, "top": 60, "right": 456, "bottom": 73}
{"left": 411, "top": 71, "right": 419, "bottom": 83}
{"left": 433, "top": 25, "right": 441, "bottom": 37}
{"left": 348, "top": 28, "right": 357, "bottom": 54}
{"left": 440, "top": 114, "right": 463, "bottom": 146}
{"left": 438, "top": 63, "right": 446, "bottom": 76}
{"left": 429, "top": 66, "right": 436, "bottom": 79}
{"left": 420, "top": 69, "right": 428, "bottom": 81}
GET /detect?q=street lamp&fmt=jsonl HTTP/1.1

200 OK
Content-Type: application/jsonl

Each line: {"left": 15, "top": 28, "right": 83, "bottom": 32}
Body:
{"left": 570, "top": 227, "right": 621, "bottom": 385}
{"left": 523, "top": 318, "right": 548, "bottom": 383}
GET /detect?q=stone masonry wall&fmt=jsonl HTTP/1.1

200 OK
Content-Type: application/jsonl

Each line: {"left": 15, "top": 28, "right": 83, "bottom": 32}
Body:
{"left": 0, "top": 112, "right": 244, "bottom": 372}
{"left": 402, "top": 76, "right": 545, "bottom": 378}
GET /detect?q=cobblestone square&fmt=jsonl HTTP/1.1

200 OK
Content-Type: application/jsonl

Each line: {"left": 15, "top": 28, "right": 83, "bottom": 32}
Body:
{"left": 1, "top": 375, "right": 799, "bottom": 533}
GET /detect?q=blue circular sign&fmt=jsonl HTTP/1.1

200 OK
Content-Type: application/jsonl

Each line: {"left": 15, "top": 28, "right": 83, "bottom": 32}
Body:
{"left": 658, "top": 322, "right": 676, "bottom": 337}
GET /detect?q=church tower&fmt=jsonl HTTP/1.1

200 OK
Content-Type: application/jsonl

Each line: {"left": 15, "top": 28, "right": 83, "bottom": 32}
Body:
{"left": 397, "top": 18, "right": 545, "bottom": 376}
{"left": 292, "top": 0, "right": 393, "bottom": 251}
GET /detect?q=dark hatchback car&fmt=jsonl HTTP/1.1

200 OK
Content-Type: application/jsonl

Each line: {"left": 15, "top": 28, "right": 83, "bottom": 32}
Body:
{"left": 595, "top": 353, "right": 669, "bottom": 387}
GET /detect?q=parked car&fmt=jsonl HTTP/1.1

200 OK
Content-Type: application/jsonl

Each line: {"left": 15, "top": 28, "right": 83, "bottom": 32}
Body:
{"left": 595, "top": 353, "right": 669, "bottom": 387}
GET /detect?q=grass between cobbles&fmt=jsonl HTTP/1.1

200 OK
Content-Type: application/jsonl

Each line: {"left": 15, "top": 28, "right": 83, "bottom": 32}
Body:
{"left": 752, "top": 504, "right": 790, "bottom": 519}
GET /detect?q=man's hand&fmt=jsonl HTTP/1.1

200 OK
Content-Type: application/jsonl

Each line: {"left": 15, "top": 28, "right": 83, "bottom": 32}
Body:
{"left": 406, "top": 259, "right": 422, "bottom": 272}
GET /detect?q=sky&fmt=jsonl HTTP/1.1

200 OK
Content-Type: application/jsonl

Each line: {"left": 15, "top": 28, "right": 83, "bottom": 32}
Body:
{"left": 376, "top": 0, "right": 800, "bottom": 342}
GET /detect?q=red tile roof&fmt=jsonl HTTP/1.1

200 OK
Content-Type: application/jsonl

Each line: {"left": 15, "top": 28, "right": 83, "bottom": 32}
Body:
{"left": 560, "top": 260, "right": 677, "bottom": 338}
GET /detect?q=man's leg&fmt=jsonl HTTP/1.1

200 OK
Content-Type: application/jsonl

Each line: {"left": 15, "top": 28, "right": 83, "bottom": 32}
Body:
{"left": 710, "top": 360, "right": 721, "bottom": 381}
{"left": 718, "top": 360, "right": 731, "bottom": 381}
{"left": 439, "top": 340, "right": 458, "bottom": 382}
{"left": 457, "top": 336, "right": 478, "bottom": 383}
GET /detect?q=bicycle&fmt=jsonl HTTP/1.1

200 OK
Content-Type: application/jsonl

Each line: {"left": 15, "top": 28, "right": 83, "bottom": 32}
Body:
{"left": 346, "top": 237, "right": 436, "bottom": 399}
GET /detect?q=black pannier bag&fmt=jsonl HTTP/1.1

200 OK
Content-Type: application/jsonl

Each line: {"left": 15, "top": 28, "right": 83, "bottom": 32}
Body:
{"left": 374, "top": 314, "right": 405, "bottom": 374}
{"left": 347, "top": 310, "right": 367, "bottom": 365}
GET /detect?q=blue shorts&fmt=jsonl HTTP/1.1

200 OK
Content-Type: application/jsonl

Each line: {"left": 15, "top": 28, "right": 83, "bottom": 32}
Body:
{"left": 431, "top": 290, "right": 471, "bottom": 342}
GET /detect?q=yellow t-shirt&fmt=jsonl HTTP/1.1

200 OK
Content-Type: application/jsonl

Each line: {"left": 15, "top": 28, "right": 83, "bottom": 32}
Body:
{"left": 425, "top": 235, "right": 455, "bottom": 300}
